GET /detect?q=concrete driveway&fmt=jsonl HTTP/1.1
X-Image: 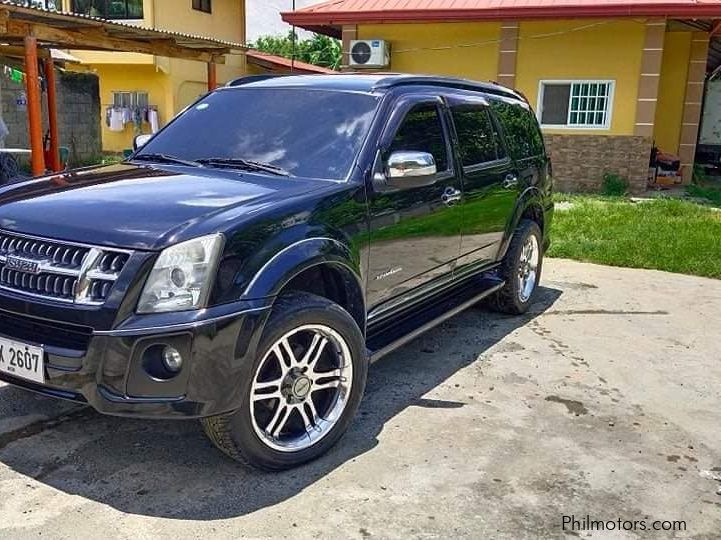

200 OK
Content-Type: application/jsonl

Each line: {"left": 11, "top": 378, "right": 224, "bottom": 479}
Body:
{"left": 0, "top": 259, "right": 719, "bottom": 539}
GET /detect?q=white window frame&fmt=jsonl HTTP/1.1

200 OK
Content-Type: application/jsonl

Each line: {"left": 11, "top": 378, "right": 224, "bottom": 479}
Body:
{"left": 537, "top": 80, "right": 615, "bottom": 130}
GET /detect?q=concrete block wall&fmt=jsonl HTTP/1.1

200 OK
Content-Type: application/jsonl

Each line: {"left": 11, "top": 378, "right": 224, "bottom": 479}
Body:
{"left": 544, "top": 134, "right": 652, "bottom": 194}
{"left": 1, "top": 70, "right": 101, "bottom": 166}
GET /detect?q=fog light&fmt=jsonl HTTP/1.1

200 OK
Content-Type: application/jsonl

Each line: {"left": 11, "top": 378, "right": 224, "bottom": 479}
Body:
{"left": 162, "top": 346, "right": 183, "bottom": 372}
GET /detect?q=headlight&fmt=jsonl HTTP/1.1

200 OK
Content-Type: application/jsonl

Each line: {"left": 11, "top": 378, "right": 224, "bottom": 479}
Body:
{"left": 137, "top": 234, "right": 225, "bottom": 314}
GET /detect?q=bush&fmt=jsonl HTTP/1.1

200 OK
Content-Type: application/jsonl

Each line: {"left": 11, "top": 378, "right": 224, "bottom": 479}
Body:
{"left": 601, "top": 173, "right": 629, "bottom": 197}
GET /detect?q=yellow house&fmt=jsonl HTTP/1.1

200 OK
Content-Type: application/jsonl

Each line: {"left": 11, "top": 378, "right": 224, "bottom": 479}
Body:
{"left": 284, "top": 0, "right": 721, "bottom": 192}
{"left": 58, "top": 0, "right": 247, "bottom": 152}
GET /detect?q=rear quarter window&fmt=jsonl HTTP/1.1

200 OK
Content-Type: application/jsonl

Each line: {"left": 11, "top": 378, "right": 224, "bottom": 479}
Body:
{"left": 490, "top": 100, "right": 545, "bottom": 160}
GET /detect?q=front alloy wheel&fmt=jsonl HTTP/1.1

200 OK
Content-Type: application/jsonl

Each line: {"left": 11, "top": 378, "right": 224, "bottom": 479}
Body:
{"left": 201, "top": 292, "right": 367, "bottom": 470}
{"left": 250, "top": 324, "right": 353, "bottom": 452}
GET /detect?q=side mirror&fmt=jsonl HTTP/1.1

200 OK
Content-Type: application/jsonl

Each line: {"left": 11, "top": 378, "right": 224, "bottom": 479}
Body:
{"left": 133, "top": 134, "right": 153, "bottom": 151}
{"left": 385, "top": 151, "right": 437, "bottom": 188}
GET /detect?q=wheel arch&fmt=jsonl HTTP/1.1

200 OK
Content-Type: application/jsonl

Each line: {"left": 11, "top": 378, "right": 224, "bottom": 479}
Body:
{"left": 243, "top": 238, "right": 366, "bottom": 333}
{"left": 499, "top": 187, "right": 546, "bottom": 259}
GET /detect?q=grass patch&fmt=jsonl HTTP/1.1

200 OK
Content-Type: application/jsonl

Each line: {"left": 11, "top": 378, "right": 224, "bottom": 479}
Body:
{"left": 548, "top": 195, "right": 721, "bottom": 279}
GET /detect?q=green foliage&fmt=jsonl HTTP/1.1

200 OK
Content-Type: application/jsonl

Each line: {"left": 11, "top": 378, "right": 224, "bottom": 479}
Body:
{"left": 250, "top": 31, "right": 342, "bottom": 71}
{"left": 688, "top": 165, "right": 721, "bottom": 207}
{"left": 601, "top": 173, "right": 629, "bottom": 197}
{"left": 687, "top": 183, "right": 721, "bottom": 207}
{"left": 549, "top": 196, "right": 721, "bottom": 279}
{"left": 693, "top": 163, "right": 710, "bottom": 184}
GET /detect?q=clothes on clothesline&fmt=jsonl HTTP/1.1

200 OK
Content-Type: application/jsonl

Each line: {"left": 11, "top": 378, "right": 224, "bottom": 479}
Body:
{"left": 149, "top": 109, "right": 159, "bottom": 134}
{"left": 1, "top": 65, "right": 45, "bottom": 90}
{"left": 105, "top": 105, "right": 160, "bottom": 133}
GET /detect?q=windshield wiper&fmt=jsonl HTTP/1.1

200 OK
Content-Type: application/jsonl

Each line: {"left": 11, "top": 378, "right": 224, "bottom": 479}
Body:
{"left": 132, "top": 153, "right": 202, "bottom": 168}
{"left": 197, "top": 158, "right": 290, "bottom": 177}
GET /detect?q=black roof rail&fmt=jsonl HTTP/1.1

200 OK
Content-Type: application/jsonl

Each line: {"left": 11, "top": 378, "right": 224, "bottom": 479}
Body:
{"left": 226, "top": 74, "right": 290, "bottom": 87}
{"left": 371, "top": 75, "right": 524, "bottom": 102}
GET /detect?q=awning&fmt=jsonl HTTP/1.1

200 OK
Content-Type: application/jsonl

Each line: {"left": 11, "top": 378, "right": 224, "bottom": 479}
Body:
{"left": 0, "top": 1, "right": 246, "bottom": 63}
{"left": 0, "top": 1, "right": 247, "bottom": 176}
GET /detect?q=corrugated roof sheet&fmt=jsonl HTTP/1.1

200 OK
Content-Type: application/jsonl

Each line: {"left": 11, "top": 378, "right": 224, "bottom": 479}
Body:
{"left": 246, "top": 50, "right": 336, "bottom": 73}
{"left": 0, "top": 1, "right": 246, "bottom": 50}
{"left": 284, "top": 0, "right": 721, "bottom": 26}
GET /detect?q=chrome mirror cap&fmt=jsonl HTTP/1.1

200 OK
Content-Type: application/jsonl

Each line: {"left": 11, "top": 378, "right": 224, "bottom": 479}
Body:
{"left": 387, "top": 151, "right": 437, "bottom": 179}
{"left": 133, "top": 134, "right": 153, "bottom": 151}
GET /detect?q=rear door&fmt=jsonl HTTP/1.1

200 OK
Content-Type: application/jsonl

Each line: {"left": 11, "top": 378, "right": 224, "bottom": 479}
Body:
{"left": 448, "top": 96, "right": 519, "bottom": 276}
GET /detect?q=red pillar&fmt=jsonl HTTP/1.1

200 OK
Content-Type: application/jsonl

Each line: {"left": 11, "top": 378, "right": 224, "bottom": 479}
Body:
{"left": 207, "top": 62, "right": 217, "bottom": 91}
{"left": 24, "top": 36, "right": 45, "bottom": 176}
{"left": 44, "top": 59, "right": 61, "bottom": 172}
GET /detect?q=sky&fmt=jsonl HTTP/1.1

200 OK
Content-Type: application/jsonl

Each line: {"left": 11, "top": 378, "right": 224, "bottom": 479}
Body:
{"left": 246, "top": 0, "right": 326, "bottom": 43}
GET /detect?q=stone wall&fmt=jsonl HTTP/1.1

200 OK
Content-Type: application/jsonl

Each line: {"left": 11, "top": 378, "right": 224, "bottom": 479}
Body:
{"left": 543, "top": 134, "right": 652, "bottom": 195}
{"left": 1, "top": 70, "right": 101, "bottom": 166}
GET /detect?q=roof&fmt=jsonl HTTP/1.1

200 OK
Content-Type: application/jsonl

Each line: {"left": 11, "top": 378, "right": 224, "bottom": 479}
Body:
{"left": 246, "top": 50, "right": 336, "bottom": 74}
{"left": 283, "top": 0, "right": 721, "bottom": 31}
{"left": 230, "top": 72, "right": 524, "bottom": 99}
{"left": 0, "top": 1, "right": 246, "bottom": 63}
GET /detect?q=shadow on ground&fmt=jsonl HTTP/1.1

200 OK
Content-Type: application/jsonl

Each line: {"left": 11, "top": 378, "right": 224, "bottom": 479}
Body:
{"left": 0, "top": 287, "right": 562, "bottom": 520}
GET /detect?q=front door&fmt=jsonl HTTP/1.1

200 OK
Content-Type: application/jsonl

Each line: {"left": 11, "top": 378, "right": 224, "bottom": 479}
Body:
{"left": 366, "top": 96, "right": 463, "bottom": 314}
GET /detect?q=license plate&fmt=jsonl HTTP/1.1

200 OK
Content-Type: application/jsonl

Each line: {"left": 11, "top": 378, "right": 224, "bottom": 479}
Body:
{"left": 0, "top": 336, "right": 44, "bottom": 384}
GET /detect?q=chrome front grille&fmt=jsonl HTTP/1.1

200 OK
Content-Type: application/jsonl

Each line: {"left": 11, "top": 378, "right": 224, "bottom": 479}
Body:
{"left": 0, "top": 231, "right": 131, "bottom": 305}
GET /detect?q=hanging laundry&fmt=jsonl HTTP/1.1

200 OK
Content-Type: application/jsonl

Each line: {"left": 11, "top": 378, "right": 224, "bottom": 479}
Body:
{"left": 149, "top": 109, "right": 160, "bottom": 133}
{"left": 133, "top": 107, "right": 144, "bottom": 134}
{"left": 10, "top": 68, "right": 23, "bottom": 83}
{"left": 109, "top": 108, "right": 125, "bottom": 132}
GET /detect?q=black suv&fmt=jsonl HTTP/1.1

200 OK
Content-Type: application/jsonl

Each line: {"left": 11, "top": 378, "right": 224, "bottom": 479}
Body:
{"left": 0, "top": 74, "right": 552, "bottom": 470}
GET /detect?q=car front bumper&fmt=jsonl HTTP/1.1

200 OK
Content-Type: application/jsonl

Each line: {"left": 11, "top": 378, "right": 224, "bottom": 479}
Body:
{"left": 0, "top": 299, "right": 272, "bottom": 419}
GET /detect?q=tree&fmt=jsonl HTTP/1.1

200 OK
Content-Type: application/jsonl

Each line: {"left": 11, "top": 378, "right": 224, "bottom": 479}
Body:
{"left": 250, "top": 31, "right": 342, "bottom": 71}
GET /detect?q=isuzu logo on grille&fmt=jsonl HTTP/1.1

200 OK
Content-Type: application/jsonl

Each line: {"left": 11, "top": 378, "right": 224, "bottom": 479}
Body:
{"left": 5, "top": 255, "right": 41, "bottom": 275}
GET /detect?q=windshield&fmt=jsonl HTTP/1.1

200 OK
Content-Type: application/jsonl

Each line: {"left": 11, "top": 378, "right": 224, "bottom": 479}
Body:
{"left": 136, "top": 88, "right": 379, "bottom": 181}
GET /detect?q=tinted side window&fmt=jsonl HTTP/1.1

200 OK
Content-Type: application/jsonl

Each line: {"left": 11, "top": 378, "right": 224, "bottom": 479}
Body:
{"left": 451, "top": 105, "right": 504, "bottom": 167}
{"left": 389, "top": 104, "right": 449, "bottom": 171}
{"left": 490, "top": 100, "right": 545, "bottom": 160}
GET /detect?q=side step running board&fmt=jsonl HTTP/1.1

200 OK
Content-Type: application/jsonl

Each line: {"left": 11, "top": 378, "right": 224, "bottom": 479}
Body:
{"left": 366, "top": 276, "right": 505, "bottom": 362}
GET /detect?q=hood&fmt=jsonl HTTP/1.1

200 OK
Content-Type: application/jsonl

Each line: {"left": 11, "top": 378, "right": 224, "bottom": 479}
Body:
{"left": 0, "top": 163, "right": 328, "bottom": 250}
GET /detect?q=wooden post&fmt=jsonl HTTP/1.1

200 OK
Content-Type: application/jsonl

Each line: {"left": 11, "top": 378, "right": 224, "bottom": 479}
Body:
{"left": 24, "top": 36, "right": 46, "bottom": 176}
{"left": 44, "top": 58, "right": 61, "bottom": 172}
{"left": 207, "top": 62, "right": 217, "bottom": 91}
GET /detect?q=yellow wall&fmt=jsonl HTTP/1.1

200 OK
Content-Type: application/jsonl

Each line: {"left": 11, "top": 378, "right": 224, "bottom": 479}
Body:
{"left": 654, "top": 31, "right": 692, "bottom": 154}
{"left": 515, "top": 19, "right": 646, "bottom": 136}
{"left": 357, "top": 22, "right": 500, "bottom": 81}
{"left": 64, "top": 0, "right": 246, "bottom": 151}
{"left": 154, "top": 0, "right": 246, "bottom": 112}
{"left": 92, "top": 64, "right": 171, "bottom": 152}
{"left": 358, "top": 19, "right": 647, "bottom": 136}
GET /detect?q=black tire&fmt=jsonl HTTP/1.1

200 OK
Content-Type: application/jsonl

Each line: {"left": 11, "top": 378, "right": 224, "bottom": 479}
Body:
{"left": 201, "top": 291, "right": 368, "bottom": 471}
{"left": 489, "top": 219, "right": 543, "bottom": 315}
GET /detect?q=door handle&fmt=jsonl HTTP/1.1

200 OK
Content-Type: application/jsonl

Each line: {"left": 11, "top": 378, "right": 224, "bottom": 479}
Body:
{"left": 503, "top": 174, "right": 519, "bottom": 189}
{"left": 441, "top": 186, "right": 462, "bottom": 206}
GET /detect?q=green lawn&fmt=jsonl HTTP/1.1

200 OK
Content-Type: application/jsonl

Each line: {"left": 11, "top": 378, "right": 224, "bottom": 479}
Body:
{"left": 548, "top": 196, "right": 721, "bottom": 279}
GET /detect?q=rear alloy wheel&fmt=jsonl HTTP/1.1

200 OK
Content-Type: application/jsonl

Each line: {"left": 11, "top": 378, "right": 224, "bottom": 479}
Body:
{"left": 517, "top": 234, "right": 540, "bottom": 304}
{"left": 250, "top": 324, "right": 353, "bottom": 453}
{"left": 489, "top": 219, "right": 543, "bottom": 315}
{"left": 201, "top": 292, "right": 367, "bottom": 470}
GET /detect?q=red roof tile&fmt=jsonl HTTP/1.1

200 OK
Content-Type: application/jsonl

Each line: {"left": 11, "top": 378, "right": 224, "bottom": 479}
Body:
{"left": 283, "top": 0, "right": 721, "bottom": 27}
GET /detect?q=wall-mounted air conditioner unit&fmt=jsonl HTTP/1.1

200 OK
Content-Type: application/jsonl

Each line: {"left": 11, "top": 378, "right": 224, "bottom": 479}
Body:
{"left": 349, "top": 40, "right": 390, "bottom": 69}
